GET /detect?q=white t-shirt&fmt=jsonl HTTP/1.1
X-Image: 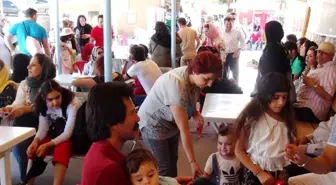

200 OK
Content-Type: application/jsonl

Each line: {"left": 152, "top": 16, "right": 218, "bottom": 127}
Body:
{"left": 204, "top": 152, "right": 241, "bottom": 185}
{"left": 127, "top": 59, "right": 162, "bottom": 94}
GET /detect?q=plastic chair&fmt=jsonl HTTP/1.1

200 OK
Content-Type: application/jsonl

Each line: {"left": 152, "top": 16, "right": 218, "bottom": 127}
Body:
{"left": 72, "top": 61, "right": 87, "bottom": 74}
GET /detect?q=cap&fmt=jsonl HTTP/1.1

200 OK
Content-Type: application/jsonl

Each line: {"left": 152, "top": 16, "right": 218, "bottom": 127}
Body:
{"left": 60, "top": 28, "right": 73, "bottom": 37}
{"left": 317, "top": 42, "right": 335, "bottom": 55}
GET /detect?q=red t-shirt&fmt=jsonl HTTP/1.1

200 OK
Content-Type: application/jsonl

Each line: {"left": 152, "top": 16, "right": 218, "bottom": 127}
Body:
{"left": 81, "top": 140, "right": 131, "bottom": 185}
{"left": 90, "top": 26, "right": 114, "bottom": 47}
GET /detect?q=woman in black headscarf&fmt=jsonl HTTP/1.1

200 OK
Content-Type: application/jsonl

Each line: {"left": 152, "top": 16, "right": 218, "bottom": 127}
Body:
{"left": 74, "top": 15, "right": 92, "bottom": 52}
{"left": 11, "top": 53, "right": 31, "bottom": 83}
{"left": 0, "top": 53, "right": 56, "bottom": 183}
{"left": 253, "top": 21, "right": 296, "bottom": 102}
{"left": 149, "top": 21, "right": 182, "bottom": 67}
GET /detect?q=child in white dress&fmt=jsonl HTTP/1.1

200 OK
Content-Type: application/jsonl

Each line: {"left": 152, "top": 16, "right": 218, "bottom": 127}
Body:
{"left": 235, "top": 72, "right": 296, "bottom": 185}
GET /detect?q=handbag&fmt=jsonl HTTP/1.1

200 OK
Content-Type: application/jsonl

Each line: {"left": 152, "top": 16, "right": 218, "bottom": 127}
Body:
{"left": 22, "top": 22, "right": 43, "bottom": 55}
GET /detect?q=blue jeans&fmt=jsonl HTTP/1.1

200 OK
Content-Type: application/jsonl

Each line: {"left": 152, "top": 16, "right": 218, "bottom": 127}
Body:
{"left": 12, "top": 136, "right": 34, "bottom": 181}
{"left": 12, "top": 113, "right": 38, "bottom": 181}
{"left": 133, "top": 95, "right": 146, "bottom": 107}
{"left": 141, "top": 131, "right": 179, "bottom": 177}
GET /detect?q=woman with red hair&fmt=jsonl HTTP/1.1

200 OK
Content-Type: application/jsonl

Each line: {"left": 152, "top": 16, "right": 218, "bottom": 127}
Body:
{"left": 138, "top": 51, "right": 223, "bottom": 178}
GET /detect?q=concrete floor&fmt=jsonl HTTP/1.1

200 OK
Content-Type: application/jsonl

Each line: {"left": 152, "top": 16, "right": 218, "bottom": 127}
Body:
{"left": 8, "top": 50, "right": 262, "bottom": 184}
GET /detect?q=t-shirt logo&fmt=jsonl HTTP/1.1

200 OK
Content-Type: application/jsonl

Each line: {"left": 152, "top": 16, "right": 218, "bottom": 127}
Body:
{"left": 221, "top": 167, "right": 241, "bottom": 185}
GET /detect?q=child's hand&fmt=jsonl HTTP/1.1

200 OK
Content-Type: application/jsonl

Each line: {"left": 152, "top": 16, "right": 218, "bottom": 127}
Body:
{"left": 36, "top": 142, "right": 53, "bottom": 157}
{"left": 175, "top": 176, "right": 192, "bottom": 185}
{"left": 27, "top": 140, "right": 39, "bottom": 157}
{"left": 257, "top": 171, "right": 275, "bottom": 185}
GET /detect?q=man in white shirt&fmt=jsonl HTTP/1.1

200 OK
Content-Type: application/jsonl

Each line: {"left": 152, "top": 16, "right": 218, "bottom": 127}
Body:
{"left": 222, "top": 17, "right": 245, "bottom": 82}
{"left": 230, "top": 12, "right": 247, "bottom": 40}
{"left": 177, "top": 17, "right": 200, "bottom": 66}
{"left": 123, "top": 45, "right": 162, "bottom": 94}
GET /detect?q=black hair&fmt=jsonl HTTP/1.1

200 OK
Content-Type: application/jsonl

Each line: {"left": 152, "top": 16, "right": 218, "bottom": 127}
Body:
{"left": 76, "top": 15, "right": 86, "bottom": 28}
{"left": 224, "top": 16, "right": 232, "bottom": 22}
{"left": 98, "top": 14, "right": 103, "bottom": 20}
{"left": 24, "top": 8, "right": 37, "bottom": 18}
{"left": 236, "top": 72, "right": 296, "bottom": 142}
{"left": 286, "top": 34, "right": 297, "bottom": 43}
{"left": 285, "top": 41, "right": 298, "bottom": 51}
{"left": 0, "top": 59, "right": 3, "bottom": 70}
{"left": 230, "top": 12, "right": 236, "bottom": 16}
{"left": 124, "top": 148, "right": 157, "bottom": 176}
{"left": 218, "top": 125, "right": 235, "bottom": 137}
{"left": 177, "top": 17, "right": 187, "bottom": 25}
{"left": 11, "top": 54, "right": 31, "bottom": 83}
{"left": 86, "top": 82, "right": 133, "bottom": 141}
{"left": 298, "top": 37, "right": 307, "bottom": 46}
{"left": 139, "top": 44, "right": 149, "bottom": 58}
{"left": 129, "top": 45, "right": 146, "bottom": 61}
{"left": 35, "top": 80, "right": 74, "bottom": 117}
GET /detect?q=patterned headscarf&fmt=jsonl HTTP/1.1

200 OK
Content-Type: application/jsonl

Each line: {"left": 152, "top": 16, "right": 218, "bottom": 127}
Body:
{"left": 90, "top": 46, "right": 103, "bottom": 63}
{"left": 203, "top": 23, "right": 220, "bottom": 47}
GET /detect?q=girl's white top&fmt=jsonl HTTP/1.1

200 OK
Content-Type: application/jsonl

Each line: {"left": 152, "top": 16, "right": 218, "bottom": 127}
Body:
{"left": 247, "top": 113, "right": 290, "bottom": 171}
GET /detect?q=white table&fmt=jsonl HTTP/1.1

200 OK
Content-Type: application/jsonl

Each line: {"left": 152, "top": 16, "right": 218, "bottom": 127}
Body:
{"left": 0, "top": 126, "right": 36, "bottom": 185}
{"left": 55, "top": 74, "right": 94, "bottom": 88}
{"left": 201, "top": 94, "right": 251, "bottom": 133}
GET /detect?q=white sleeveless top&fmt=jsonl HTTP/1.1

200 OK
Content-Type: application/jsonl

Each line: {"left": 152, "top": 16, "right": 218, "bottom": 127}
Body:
{"left": 247, "top": 113, "right": 290, "bottom": 172}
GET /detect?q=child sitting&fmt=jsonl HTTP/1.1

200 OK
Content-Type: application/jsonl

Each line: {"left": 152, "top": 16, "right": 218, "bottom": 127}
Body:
{"left": 204, "top": 126, "right": 242, "bottom": 185}
{"left": 235, "top": 72, "right": 296, "bottom": 185}
{"left": 124, "top": 148, "right": 179, "bottom": 185}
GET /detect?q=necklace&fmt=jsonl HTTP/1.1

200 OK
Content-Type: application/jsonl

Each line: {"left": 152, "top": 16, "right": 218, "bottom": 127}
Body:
{"left": 264, "top": 113, "right": 279, "bottom": 142}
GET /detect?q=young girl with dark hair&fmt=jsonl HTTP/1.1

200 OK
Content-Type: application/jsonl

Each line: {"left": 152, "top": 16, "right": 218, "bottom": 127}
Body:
{"left": 26, "top": 80, "right": 81, "bottom": 185}
{"left": 235, "top": 72, "right": 296, "bottom": 185}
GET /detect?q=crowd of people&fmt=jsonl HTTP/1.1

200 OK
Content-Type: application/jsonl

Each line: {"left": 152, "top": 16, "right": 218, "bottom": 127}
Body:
{"left": 0, "top": 7, "right": 336, "bottom": 185}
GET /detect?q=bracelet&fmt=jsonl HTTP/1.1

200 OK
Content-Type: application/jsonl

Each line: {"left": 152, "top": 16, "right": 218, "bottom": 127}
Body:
{"left": 189, "top": 160, "right": 196, "bottom": 164}
{"left": 253, "top": 167, "right": 262, "bottom": 176}
{"left": 298, "top": 157, "right": 310, "bottom": 168}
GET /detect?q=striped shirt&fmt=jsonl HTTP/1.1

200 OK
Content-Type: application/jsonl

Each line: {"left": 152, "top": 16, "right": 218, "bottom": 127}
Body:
{"left": 296, "top": 61, "right": 336, "bottom": 121}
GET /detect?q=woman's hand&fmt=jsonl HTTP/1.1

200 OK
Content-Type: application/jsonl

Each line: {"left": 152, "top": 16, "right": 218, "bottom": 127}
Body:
{"left": 81, "top": 34, "right": 90, "bottom": 39}
{"left": 257, "top": 171, "right": 275, "bottom": 185}
{"left": 0, "top": 107, "right": 13, "bottom": 116}
{"left": 193, "top": 111, "right": 204, "bottom": 135}
{"left": 27, "top": 139, "right": 39, "bottom": 157}
{"left": 190, "top": 162, "right": 204, "bottom": 179}
{"left": 7, "top": 107, "right": 28, "bottom": 120}
{"left": 36, "top": 142, "right": 54, "bottom": 157}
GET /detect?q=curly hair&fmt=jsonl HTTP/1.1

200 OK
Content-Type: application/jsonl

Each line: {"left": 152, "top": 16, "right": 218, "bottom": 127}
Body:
{"left": 35, "top": 80, "right": 74, "bottom": 117}
{"left": 85, "top": 82, "right": 133, "bottom": 141}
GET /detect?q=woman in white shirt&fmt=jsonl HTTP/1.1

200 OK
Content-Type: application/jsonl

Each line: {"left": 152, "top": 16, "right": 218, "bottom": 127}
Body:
{"left": 26, "top": 79, "right": 81, "bottom": 185}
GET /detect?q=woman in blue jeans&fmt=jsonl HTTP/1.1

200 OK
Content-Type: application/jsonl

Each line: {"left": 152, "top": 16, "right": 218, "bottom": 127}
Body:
{"left": 138, "top": 51, "right": 223, "bottom": 178}
{"left": 0, "top": 53, "right": 56, "bottom": 183}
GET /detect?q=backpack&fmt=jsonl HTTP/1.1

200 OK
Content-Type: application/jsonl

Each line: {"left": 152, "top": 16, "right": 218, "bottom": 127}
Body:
{"left": 71, "top": 101, "right": 93, "bottom": 155}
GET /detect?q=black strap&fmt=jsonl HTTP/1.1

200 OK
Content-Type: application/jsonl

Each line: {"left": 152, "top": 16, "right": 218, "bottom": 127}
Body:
{"left": 22, "top": 21, "right": 29, "bottom": 37}
{"left": 211, "top": 154, "right": 220, "bottom": 185}
{"left": 152, "top": 44, "right": 158, "bottom": 53}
